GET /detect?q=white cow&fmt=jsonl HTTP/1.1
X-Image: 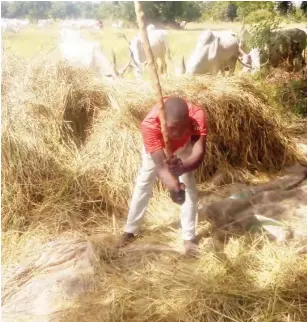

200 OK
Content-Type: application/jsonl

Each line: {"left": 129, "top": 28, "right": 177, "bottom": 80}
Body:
{"left": 59, "top": 29, "right": 131, "bottom": 79}
{"left": 38, "top": 19, "right": 51, "bottom": 28}
{"left": 240, "top": 48, "right": 262, "bottom": 74}
{"left": 1, "top": 19, "right": 21, "bottom": 33}
{"left": 184, "top": 30, "right": 241, "bottom": 75}
{"left": 18, "top": 19, "right": 30, "bottom": 28}
{"left": 112, "top": 20, "right": 124, "bottom": 29}
{"left": 146, "top": 24, "right": 155, "bottom": 31}
{"left": 127, "top": 28, "right": 172, "bottom": 77}
{"left": 178, "top": 30, "right": 252, "bottom": 76}
{"left": 180, "top": 21, "right": 187, "bottom": 29}
{"left": 212, "top": 29, "right": 237, "bottom": 38}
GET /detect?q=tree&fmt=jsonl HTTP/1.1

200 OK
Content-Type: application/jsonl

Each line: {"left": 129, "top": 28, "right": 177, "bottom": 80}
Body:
{"left": 1, "top": 1, "right": 203, "bottom": 23}
{"left": 26, "top": 1, "right": 52, "bottom": 21}
{"left": 97, "top": 1, "right": 202, "bottom": 23}
{"left": 235, "top": 1, "right": 275, "bottom": 20}
{"left": 201, "top": 1, "right": 230, "bottom": 21}
{"left": 301, "top": 1, "right": 307, "bottom": 15}
{"left": 1, "top": 1, "right": 9, "bottom": 17}
{"left": 276, "top": 1, "right": 294, "bottom": 15}
{"left": 225, "top": 3, "right": 237, "bottom": 22}
{"left": 5, "top": 1, "right": 26, "bottom": 18}
{"left": 49, "top": 2, "right": 67, "bottom": 19}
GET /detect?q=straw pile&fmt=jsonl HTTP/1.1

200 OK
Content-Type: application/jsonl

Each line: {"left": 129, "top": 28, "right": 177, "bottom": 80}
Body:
{"left": 2, "top": 52, "right": 307, "bottom": 321}
{"left": 3, "top": 231, "right": 307, "bottom": 322}
{"left": 2, "top": 52, "right": 306, "bottom": 231}
{"left": 2, "top": 53, "right": 108, "bottom": 231}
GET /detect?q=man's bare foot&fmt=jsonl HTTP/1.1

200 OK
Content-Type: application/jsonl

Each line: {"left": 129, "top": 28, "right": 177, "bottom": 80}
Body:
{"left": 116, "top": 232, "right": 137, "bottom": 248}
{"left": 183, "top": 239, "right": 199, "bottom": 256}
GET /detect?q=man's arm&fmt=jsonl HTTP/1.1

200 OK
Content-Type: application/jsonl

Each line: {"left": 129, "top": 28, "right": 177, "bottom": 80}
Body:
{"left": 151, "top": 149, "right": 181, "bottom": 192}
{"left": 182, "top": 135, "right": 206, "bottom": 173}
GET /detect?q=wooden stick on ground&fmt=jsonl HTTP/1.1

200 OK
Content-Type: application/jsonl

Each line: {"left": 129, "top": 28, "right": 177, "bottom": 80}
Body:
{"left": 134, "top": 1, "right": 172, "bottom": 158}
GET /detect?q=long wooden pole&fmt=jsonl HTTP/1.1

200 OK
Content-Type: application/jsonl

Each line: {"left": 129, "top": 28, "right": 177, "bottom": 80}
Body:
{"left": 134, "top": 1, "right": 172, "bottom": 158}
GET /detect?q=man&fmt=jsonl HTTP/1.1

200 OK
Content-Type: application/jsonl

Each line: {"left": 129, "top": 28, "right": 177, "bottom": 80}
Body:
{"left": 120, "top": 96, "right": 207, "bottom": 254}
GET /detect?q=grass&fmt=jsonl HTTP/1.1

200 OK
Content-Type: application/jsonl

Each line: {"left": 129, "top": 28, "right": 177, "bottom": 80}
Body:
{"left": 2, "top": 21, "right": 307, "bottom": 322}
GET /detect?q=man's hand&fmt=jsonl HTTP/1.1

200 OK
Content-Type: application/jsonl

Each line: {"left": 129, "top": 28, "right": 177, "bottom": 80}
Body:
{"left": 170, "top": 182, "right": 186, "bottom": 205}
{"left": 165, "top": 155, "right": 185, "bottom": 177}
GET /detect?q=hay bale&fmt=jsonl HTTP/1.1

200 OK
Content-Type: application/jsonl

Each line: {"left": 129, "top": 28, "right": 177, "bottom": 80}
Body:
{"left": 2, "top": 52, "right": 305, "bottom": 230}
{"left": 1, "top": 53, "right": 109, "bottom": 230}
{"left": 82, "top": 76, "right": 305, "bottom": 209}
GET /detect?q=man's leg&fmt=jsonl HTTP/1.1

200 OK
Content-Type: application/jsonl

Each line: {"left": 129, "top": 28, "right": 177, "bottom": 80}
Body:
{"left": 123, "top": 149, "right": 157, "bottom": 237}
{"left": 177, "top": 141, "right": 199, "bottom": 254}
{"left": 179, "top": 171, "right": 198, "bottom": 241}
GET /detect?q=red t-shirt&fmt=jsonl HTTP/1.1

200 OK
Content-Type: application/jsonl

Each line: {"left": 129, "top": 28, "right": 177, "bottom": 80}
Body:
{"left": 141, "top": 97, "right": 207, "bottom": 154}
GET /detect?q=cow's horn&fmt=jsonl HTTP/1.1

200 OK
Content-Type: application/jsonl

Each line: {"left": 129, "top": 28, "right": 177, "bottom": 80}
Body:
{"left": 111, "top": 49, "right": 119, "bottom": 76}
{"left": 260, "top": 58, "right": 270, "bottom": 67}
{"left": 181, "top": 56, "right": 186, "bottom": 74}
{"left": 122, "top": 33, "right": 130, "bottom": 46}
{"left": 119, "top": 49, "right": 133, "bottom": 77}
{"left": 237, "top": 57, "right": 252, "bottom": 69}
{"left": 239, "top": 47, "right": 247, "bottom": 56}
{"left": 128, "top": 45, "right": 141, "bottom": 70}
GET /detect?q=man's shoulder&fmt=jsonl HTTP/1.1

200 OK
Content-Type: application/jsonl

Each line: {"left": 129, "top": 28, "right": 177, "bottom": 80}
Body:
{"left": 142, "top": 103, "right": 160, "bottom": 125}
{"left": 187, "top": 101, "right": 204, "bottom": 114}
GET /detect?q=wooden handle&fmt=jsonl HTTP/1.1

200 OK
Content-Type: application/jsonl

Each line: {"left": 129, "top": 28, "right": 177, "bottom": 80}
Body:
{"left": 134, "top": 1, "right": 172, "bottom": 158}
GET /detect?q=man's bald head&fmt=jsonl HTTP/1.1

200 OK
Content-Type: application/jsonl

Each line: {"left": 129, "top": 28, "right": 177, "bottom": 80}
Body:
{"left": 165, "top": 97, "right": 189, "bottom": 122}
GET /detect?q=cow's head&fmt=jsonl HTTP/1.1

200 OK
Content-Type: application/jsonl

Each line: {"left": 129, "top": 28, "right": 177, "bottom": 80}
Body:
{"left": 102, "top": 48, "right": 132, "bottom": 80}
{"left": 238, "top": 47, "right": 269, "bottom": 74}
{"left": 120, "top": 33, "right": 147, "bottom": 78}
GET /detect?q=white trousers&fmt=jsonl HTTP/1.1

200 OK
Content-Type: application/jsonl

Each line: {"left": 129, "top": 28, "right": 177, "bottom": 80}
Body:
{"left": 124, "top": 141, "right": 198, "bottom": 240}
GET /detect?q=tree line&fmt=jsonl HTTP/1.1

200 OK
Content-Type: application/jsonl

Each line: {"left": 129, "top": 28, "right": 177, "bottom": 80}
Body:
{"left": 1, "top": 1, "right": 307, "bottom": 24}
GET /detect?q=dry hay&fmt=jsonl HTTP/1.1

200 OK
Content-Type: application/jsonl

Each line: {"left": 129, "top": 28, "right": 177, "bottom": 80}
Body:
{"left": 2, "top": 53, "right": 109, "bottom": 231}
{"left": 2, "top": 51, "right": 306, "bottom": 231}
{"left": 83, "top": 74, "right": 306, "bottom": 209}
{"left": 259, "top": 69, "right": 307, "bottom": 117}
{"left": 2, "top": 231, "right": 307, "bottom": 322}
{"left": 2, "top": 52, "right": 307, "bottom": 321}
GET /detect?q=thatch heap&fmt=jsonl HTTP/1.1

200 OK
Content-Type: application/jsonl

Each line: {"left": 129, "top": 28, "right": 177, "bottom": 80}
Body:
{"left": 2, "top": 53, "right": 307, "bottom": 322}
{"left": 2, "top": 52, "right": 305, "bottom": 231}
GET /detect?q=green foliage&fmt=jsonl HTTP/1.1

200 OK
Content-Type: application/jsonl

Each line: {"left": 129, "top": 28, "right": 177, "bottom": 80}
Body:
{"left": 246, "top": 18, "right": 282, "bottom": 54}
{"left": 1, "top": 0, "right": 306, "bottom": 24}
{"left": 1, "top": 1, "right": 9, "bottom": 17}
{"left": 225, "top": 3, "right": 237, "bottom": 22}
{"left": 245, "top": 9, "right": 275, "bottom": 24}
{"left": 1, "top": 1, "right": 201, "bottom": 23}
{"left": 201, "top": 1, "right": 232, "bottom": 22}
{"left": 236, "top": 1, "right": 275, "bottom": 20}
{"left": 290, "top": 8, "right": 306, "bottom": 22}
{"left": 275, "top": 79, "right": 307, "bottom": 117}
{"left": 276, "top": 1, "right": 294, "bottom": 16}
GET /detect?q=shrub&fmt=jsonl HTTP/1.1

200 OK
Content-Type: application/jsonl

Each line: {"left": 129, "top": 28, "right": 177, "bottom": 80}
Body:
{"left": 246, "top": 9, "right": 275, "bottom": 24}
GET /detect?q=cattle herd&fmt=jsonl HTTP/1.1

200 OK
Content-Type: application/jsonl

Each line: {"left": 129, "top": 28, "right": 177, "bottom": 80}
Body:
{"left": 58, "top": 23, "right": 307, "bottom": 81}
{"left": 2, "top": 18, "right": 307, "bottom": 80}
{"left": 1, "top": 18, "right": 103, "bottom": 32}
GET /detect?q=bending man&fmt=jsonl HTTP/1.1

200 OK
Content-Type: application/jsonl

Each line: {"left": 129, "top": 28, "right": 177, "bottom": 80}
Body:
{"left": 120, "top": 96, "right": 207, "bottom": 254}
